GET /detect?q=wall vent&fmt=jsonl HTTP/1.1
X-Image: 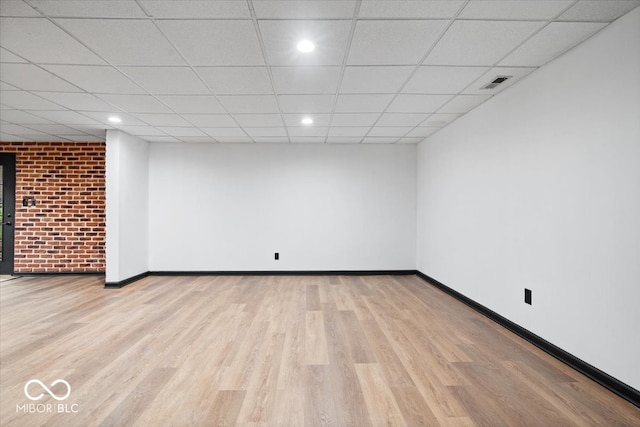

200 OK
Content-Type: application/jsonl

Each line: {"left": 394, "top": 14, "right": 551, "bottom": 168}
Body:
{"left": 482, "top": 75, "right": 512, "bottom": 89}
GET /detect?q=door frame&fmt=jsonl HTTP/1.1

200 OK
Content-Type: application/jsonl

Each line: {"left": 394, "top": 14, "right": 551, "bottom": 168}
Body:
{"left": 1, "top": 153, "right": 16, "bottom": 275}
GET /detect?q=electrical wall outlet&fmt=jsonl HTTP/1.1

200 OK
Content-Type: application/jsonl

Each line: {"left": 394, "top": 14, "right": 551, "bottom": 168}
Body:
{"left": 274, "top": 252, "right": 279, "bottom": 260}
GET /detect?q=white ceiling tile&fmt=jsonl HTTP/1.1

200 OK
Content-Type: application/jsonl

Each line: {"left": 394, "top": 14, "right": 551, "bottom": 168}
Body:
{"left": 27, "top": 0, "right": 147, "bottom": 18}
{"left": 358, "top": 1, "right": 464, "bottom": 18}
{"left": 214, "top": 136, "right": 254, "bottom": 143}
{"left": 0, "top": 91, "right": 66, "bottom": 110}
{"left": 117, "top": 125, "right": 168, "bottom": 137}
{"left": 437, "top": 95, "right": 492, "bottom": 114}
{"left": 218, "top": 95, "right": 279, "bottom": 114}
{"left": 140, "top": 1, "right": 250, "bottom": 18}
{"left": 120, "top": 67, "right": 209, "bottom": 95}
{"left": 424, "top": 20, "right": 545, "bottom": 66}
{"left": 0, "top": 109, "right": 53, "bottom": 124}
{"left": 18, "top": 123, "right": 85, "bottom": 135}
{"left": 326, "top": 137, "right": 363, "bottom": 144}
{"left": 288, "top": 126, "right": 328, "bottom": 137}
{"left": 26, "top": 110, "right": 101, "bottom": 124}
{"left": 144, "top": 135, "right": 181, "bottom": 143}
{"left": 387, "top": 94, "right": 453, "bottom": 113}
{"left": 129, "top": 113, "right": 188, "bottom": 127}
{"left": 0, "top": 133, "right": 30, "bottom": 141}
{"left": 499, "top": 22, "right": 606, "bottom": 67}
{"left": 0, "top": 82, "right": 19, "bottom": 91}
{"left": 0, "top": 18, "right": 105, "bottom": 64}
{"left": 328, "top": 127, "right": 371, "bottom": 137}
{"left": 158, "top": 20, "right": 263, "bottom": 66}
{"left": 244, "top": 127, "right": 288, "bottom": 137}
{"left": 362, "top": 137, "right": 399, "bottom": 144}
{"left": 340, "top": 66, "right": 414, "bottom": 94}
{"left": 0, "top": 123, "right": 59, "bottom": 140}
{"left": 178, "top": 136, "right": 217, "bottom": 143}
{"left": 278, "top": 94, "right": 334, "bottom": 113}
{"left": 0, "top": 47, "right": 27, "bottom": 63}
{"left": 402, "top": 66, "right": 489, "bottom": 94}
{"left": 253, "top": 137, "right": 289, "bottom": 144}
{"left": 57, "top": 19, "right": 185, "bottom": 65}
{"left": 283, "top": 113, "right": 331, "bottom": 127}
{"left": 459, "top": 1, "right": 574, "bottom": 20}
{"left": 0, "top": 63, "right": 81, "bottom": 92}
{"left": 368, "top": 127, "right": 412, "bottom": 137}
{"left": 406, "top": 127, "right": 440, "bottom": 138}
{"left": 233, "top": 114, "right": 284, "bottom": 127}
{"left": 202, "top": 127, "right": 248, "bottom": 137}
{"left": 32, "top": 92, "right": 116, "bottom": 111}
{"left": 196, "top": 67, "right": 273, "bottom": 95}
{"left": 0, "top": 1, "right": 40, "bottom": 16}
{"left": 97, "top": 94, "right": 172, "bottom": 113}
{"left": 181, "top": 114, "right": 237, "bottom": 127}
{"left": 423, "top": 113, "right": 461, "bottom": 126}
{"left": 260, "top": 20, "right": 351, "bottom": 66}
{"left": 290, "top": 136, "right": 325, "bottom": 144}
{"left": 272, "top": 67, "right": 341, "bottom": 94}
{"left": 0, "top": 122, "right": 44, "bottom": 134}
{"left": 66, "top": 124, "right": 107, "bottom": 137}
{"left": 254, "top": 1, "right": 356, "bottom": 18}
{"left": 59, "top": 134, "right": 105, "bottom": 142}
{"left": 41, "top": 65, "right": 145, "bottom": 94}
{"left": 331, "top": 113, "right": 381, "bottom": 127}
{"left": 335, "top": 94, "right": 394, "bottom": 113}
{"left": 348, "top": 20, "right": 449, "bottom": 65}
{"left": 397, "top": 137, "right": 425, "bottom": 144}
{"left": 29, "top": 135, "right": 73, "bottom": 141}
{"left": 376, "top": 113, "right": 427, "bottom": 127}
{"left": 558, "top": 1, "right": 640, "bottom": 21}
{"left": 158, "top": 95, "right": 226, "bottom": 114}
{"left": 0, "top": 82, "right": 19, "bottom": 90}
{"left": 463, "top": 67, "right": 536, "bottom": 94}
{"left": 157, "top": 126, "right": 207, "bottom": 137}
{"left": 80, "top": 111, "right": 146, "bottom": 126}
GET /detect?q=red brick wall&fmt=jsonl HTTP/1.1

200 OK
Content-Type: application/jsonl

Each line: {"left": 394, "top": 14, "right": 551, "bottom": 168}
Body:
{"left": 0, "top": 142, "right": 105, "bottom": 273}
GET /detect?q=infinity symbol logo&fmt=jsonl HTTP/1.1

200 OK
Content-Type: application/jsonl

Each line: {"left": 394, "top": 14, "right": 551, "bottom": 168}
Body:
{"left": 24, "top": 379, "right": 71, "bottom": 401}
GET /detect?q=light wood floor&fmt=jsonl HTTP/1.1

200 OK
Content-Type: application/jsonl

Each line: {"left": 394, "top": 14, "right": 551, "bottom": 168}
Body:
{"left": 1, "top": 275, "right": 638, "bottom": 426}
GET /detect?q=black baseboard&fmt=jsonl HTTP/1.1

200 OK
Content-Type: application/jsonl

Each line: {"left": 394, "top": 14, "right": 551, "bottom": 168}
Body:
{"left": 104, "top": 271, "right": 150, "bottom": 289}
{"left": 415, "top": 271, "right": 640, "bottom": 409}
{"left": 105, "top": 270, "right": 417, "bottom": 289}
{"left": 151, "top": 270, "right": 417, "bottom": 277}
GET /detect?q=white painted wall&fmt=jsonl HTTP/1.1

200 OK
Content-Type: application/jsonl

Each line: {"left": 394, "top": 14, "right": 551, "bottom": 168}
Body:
{"left": 105, "top": 130, "right": 149, "bottom": 283}
{"left": 148, "top": 143, "right": 416, "bottom": 271}
{"left": 417, "top": 8, "right": 640, "bottom": 390}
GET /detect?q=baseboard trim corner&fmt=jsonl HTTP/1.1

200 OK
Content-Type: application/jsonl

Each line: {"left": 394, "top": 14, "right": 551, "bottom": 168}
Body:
{"left": 415, "top": 271, "right": 640, "bottom": 409}
{"left": 104, "top": 271, "right": 150, "bottom": 289}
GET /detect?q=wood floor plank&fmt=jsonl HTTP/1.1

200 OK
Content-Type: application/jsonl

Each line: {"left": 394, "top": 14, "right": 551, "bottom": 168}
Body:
{"left": 304, "top": 310, "right": 329, "bottom": 366}
{"left": 355, "top": 363, "right": 407, "bottom": 426}
{"left": 98, "top": 367, "right": 176, "bottom": 427}
{"left": 203, "top": 390, "right": 246, "bottom": 427}
{"left": 1, "top": 274, "right": 638, "bottom": 427}
{"left": 304, "top": 365, "right": 337, "bottom": 426}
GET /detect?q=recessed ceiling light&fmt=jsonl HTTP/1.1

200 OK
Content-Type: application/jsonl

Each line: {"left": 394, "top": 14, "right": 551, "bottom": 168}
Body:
{"left": 108, "top": 116, "right": 122, "bottom": 123}
{"left": 301, "top": 117, "right": 313, "bottom": 125}
{"left": 296, "top": 40, "right": 315, "bottom": 53}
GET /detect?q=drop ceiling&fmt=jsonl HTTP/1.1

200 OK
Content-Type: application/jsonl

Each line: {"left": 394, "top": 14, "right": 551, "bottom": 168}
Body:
{"left": 0, "top": 0, "right": 638, "bottom": 144}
